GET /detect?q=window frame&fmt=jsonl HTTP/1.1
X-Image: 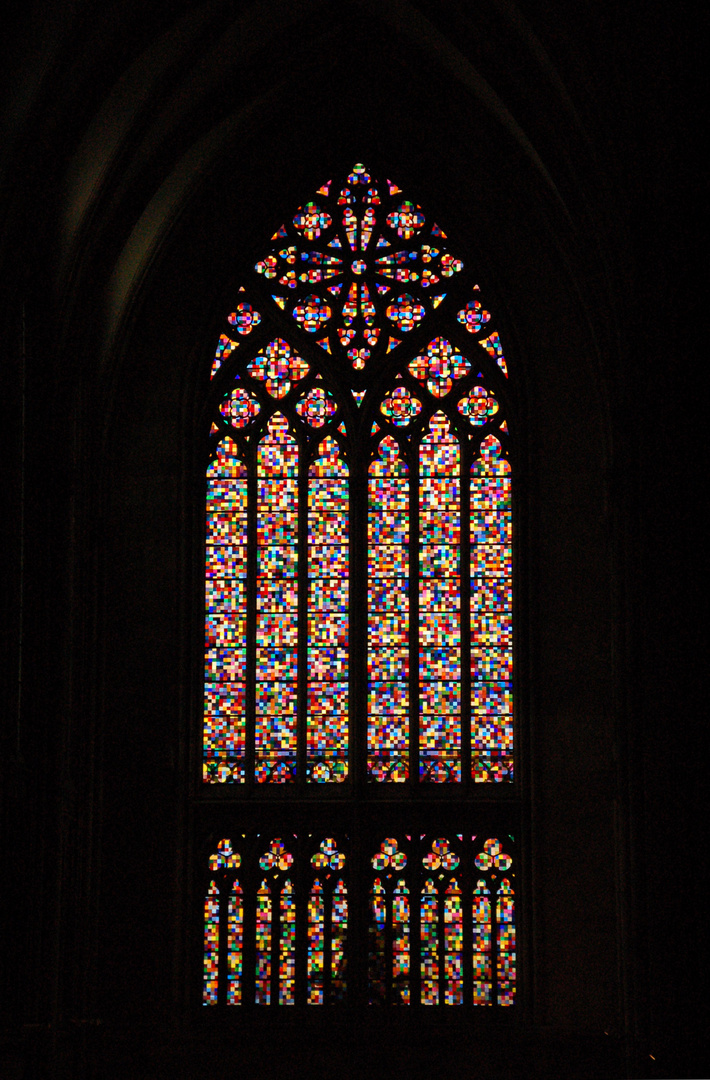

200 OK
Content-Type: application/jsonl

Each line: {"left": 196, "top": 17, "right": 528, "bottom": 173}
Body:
{"left": 194, "top": 163, "right": 523, "bottom": 1012}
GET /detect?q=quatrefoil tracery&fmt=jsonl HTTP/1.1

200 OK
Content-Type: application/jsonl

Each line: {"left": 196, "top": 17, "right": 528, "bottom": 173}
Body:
{"left": 254, "top": 165, "right": 464, "bottom": 373}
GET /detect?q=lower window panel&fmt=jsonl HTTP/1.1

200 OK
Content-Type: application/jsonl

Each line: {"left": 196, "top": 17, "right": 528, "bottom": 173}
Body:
{"left": 202, "top": 832, "right": 516, "bottom": 1007}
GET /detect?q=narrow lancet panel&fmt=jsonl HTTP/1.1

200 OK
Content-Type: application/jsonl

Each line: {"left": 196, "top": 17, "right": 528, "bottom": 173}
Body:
{"left": 280, "top": 880, "right": 296, "bottom": 1004}
{"left": 255, "top": 880, "right": 272, "bottom": 1003}
{"left": 203, "top": 881, "right": 220, "bottom": 1004}
{"left": 419, "top": 413, "right": 461, "bottom": 782}
{"left": 496, "top": 878, "right": 516, "bottom": 1005}
{"left": 420, "top": 879, "right": 440, "bottom": 1003}
{"left": 471, "top": 435, "right": 513, "bottom": 782}
{"left": 255, "top": 414, "right": 299, "bottom": 782}
{"left": 368, "top": 435, "right": 409, "bottom": 782}
{"left": 472, "top": 879, "right": 492, "bottom": 1004}
{"left": 444, "top": 879, "right": 463, "bottom": 1004}
{"left": 227, "top": 882, "right": 243, "bottom": 1004}
{"left": 368, "top": 878, "right": 387, "bottom": 1004}
{"left": 331, "top": 881, "right": 348, "bottom": 1001}
{"left": 392, "top": 879, "right": 410, "bottom": 1003}
{"left": 307, "top": 436, "right": 349, "bottom": 782}
{"left": 204, "top": 439, "right": 247, "bottom": 783}
{"left": 308, "top": 880, "right": 326, "bottom": 1004}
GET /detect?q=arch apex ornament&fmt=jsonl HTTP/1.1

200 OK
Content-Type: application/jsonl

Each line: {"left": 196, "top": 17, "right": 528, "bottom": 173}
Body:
{"left": 255, "top": 164, "right": 464, "bottom": 380}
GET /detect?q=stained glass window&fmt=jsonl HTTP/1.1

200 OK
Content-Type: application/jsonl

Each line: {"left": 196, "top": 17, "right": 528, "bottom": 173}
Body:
{"left": 204, "top": 834, "right": 514, "bottom": 1006}
{"left": 365, "top": 835, "right": 515, "bottom": 1006}
{"left": 200, "top": 165, "right": 517, "bottom": 1008}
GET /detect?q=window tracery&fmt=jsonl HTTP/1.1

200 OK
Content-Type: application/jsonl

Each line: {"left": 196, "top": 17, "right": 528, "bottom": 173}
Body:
{"left": 203, "top": 834, "right": 515, "bottom": 1007}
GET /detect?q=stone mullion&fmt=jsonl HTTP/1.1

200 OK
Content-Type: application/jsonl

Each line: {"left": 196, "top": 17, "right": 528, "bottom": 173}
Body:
{"left": 296, "top": 433, "right": 309, "bottom": 785}
{"left": 245, "top": 444, "right": 257, "bottom": 787}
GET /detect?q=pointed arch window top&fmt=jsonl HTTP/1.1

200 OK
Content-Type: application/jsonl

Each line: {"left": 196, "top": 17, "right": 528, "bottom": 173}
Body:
{"left": 203, "top": 163, "right": 514, "bottom": 789}
{"left": 254, "top": 164, "right": 466, "bottom": 381}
